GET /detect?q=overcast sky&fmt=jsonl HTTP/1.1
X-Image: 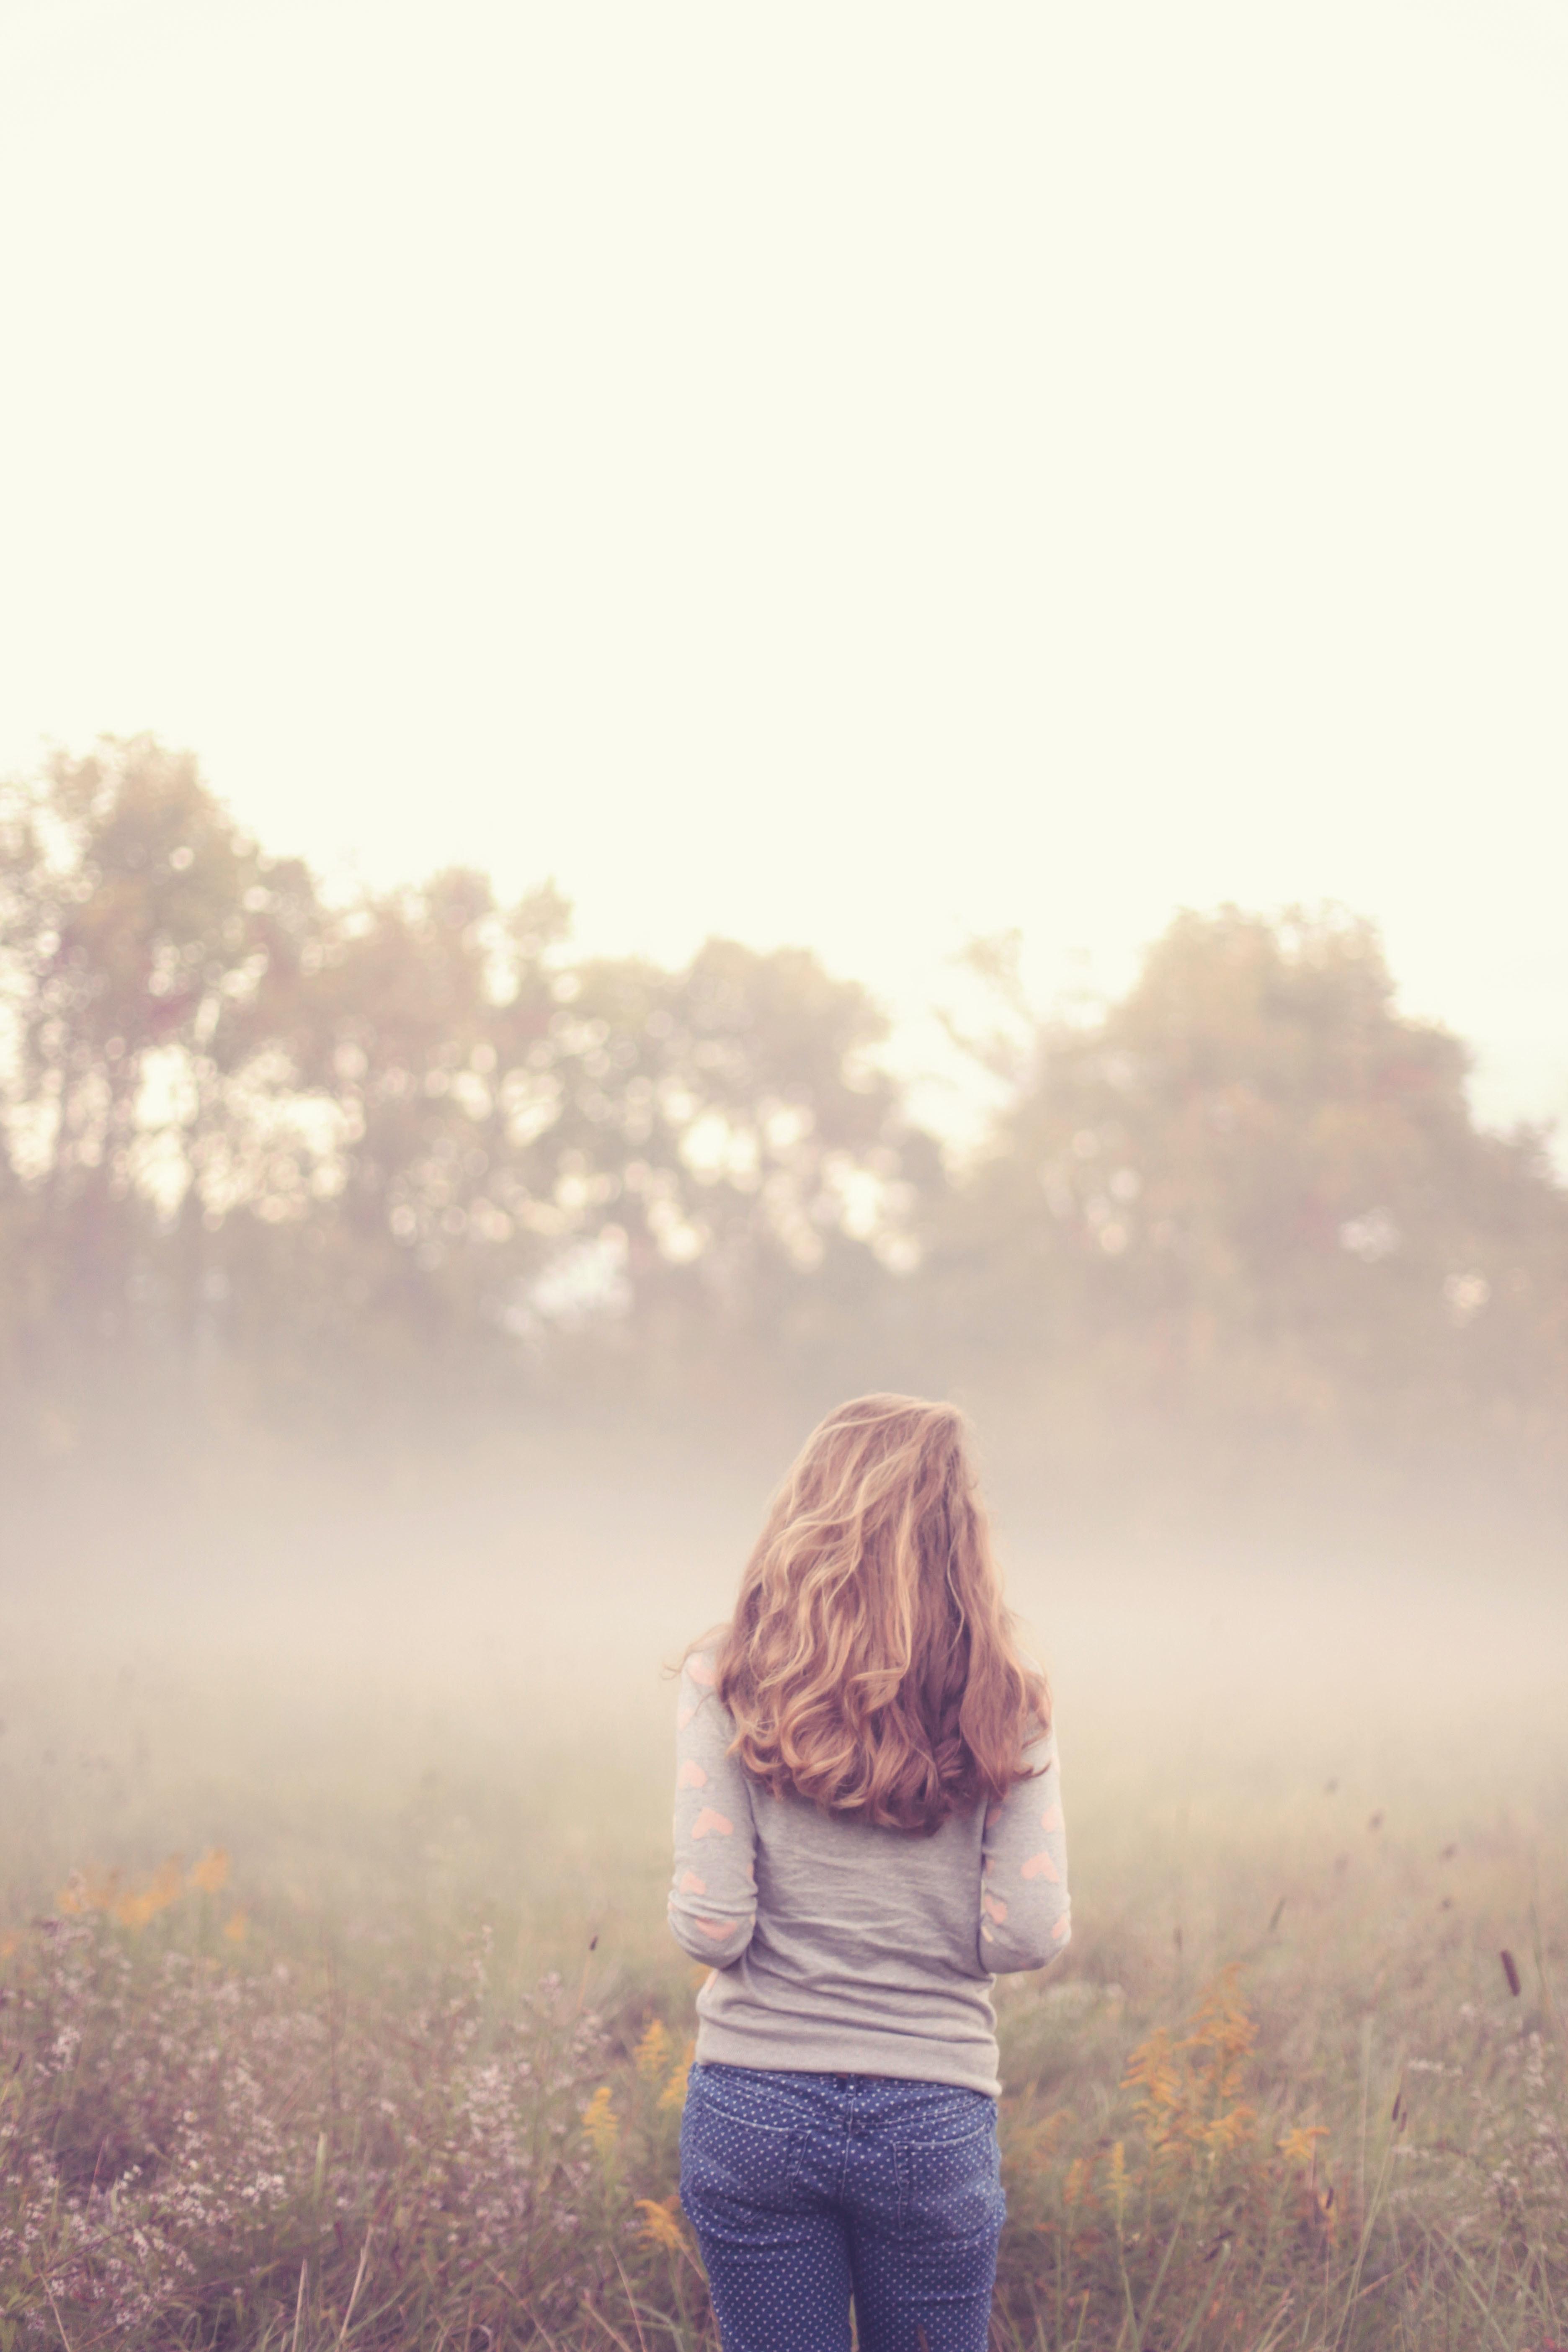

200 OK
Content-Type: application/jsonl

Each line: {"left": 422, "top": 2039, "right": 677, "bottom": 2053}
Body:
{"left": 3, "top": 0, "right": 1565, "bottom": 1142}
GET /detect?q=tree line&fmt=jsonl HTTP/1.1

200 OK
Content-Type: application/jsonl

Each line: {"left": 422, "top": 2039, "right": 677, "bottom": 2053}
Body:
{"left": 3, "top": 738, "right": 1563, "bottom": 1471}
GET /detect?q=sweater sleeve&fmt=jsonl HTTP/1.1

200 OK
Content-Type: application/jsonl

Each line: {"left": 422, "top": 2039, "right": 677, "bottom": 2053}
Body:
{"left": 977, "top": 1723, "right": 1071, "bottom": 1974}
{"left": 667, "top": 1653, "right": 758, "bottom": 1968}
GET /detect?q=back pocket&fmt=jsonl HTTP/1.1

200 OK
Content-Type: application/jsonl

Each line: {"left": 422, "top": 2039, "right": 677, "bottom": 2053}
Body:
{"left": 902, "top": 2117, "right": 1005, "bottom": 2241}
{"left": 680, "top": 2076, "right": 803, "bottom": 2219}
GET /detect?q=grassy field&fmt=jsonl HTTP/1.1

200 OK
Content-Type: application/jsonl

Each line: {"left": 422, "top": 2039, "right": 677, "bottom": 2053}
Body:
{"left": 2, "top": 1438, "right": 1565, "bottom": 2349}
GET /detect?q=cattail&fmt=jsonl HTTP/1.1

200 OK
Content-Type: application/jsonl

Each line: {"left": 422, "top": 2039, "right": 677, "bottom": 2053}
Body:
{"left": 1500, "top": 1949, "right": 1522, "bottom": 1998}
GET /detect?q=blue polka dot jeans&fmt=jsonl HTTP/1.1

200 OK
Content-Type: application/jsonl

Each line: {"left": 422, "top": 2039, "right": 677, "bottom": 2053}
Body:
{"left": 680, "top": 2062, "right": 1005, "bottom": 2352}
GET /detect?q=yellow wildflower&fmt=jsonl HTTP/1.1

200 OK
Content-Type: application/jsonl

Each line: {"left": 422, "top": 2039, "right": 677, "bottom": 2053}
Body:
{"left": 188, "top": 1847, "right": 231, "bottom": 1895}
{"left": 59, "top": 1868, "right": 121, "bottom": 1916}
{"left": 635, "top": 2018, "right": 673, "bottom": 2081}
{"left": 111, "top": 1857, "right": 184, "bottom": 1932}
{"left": 582, "top": 2085, "right": 619, "bottom": 2164}
{"left": 1106, "top": 2140, "right": 1128, "bottom": 2226}
{"left": 659, "top": 2038, "right": 696, "bottom": 2113}
{"left": 636, "top": 2196, "right": 689, "bottom": 2254}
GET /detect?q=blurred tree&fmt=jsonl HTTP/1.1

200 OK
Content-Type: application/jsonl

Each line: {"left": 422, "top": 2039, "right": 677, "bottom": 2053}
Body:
{"left": 206, "top": 864, "right": 571, "bottom": 1385}
{"left": 0, "top": 740, "right": 934, "bottom": 1411}
{"left": 942, "top": 906, "right": 1568, "bottom": 1459}
{"left": 202, "top": 899, "right": 933, "bottom": 1396}
{"left": 554, "top": 937, "right": 936, "bottom": 1383}
{"left": 0, "top": 737, "right": 299, "bottom": 1383}
{"left": 3, "top": 745, "right": 1562, "bottom": 1468}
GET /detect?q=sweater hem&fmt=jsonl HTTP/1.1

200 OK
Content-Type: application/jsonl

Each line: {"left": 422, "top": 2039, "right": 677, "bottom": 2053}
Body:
{"left": 694, "top": 2017, "right": 1002, "bottom": 2101}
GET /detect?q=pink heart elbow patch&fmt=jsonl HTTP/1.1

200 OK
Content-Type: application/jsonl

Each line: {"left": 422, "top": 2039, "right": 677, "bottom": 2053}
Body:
{"left": 691, "top": 1808, "right": 733, "bottom": 1840}
{"left": 678, "top": 1870, "right": 707, "bottom": 1895}
{"left": 1021, "top": 1849, "right": 1061, "bottom": 1883}
{"left": 676, "top": 1759, "right": 707, "bottom": 1789}
{"left": 696, "top": 1917, "right": 735, "bottom": 1941}
{"left": 982, "top": 1893, "right": 1009, "bottom": 1924}
{"left": 687, "top": 1655, "right": 717, "bottom": 1687}
{"left": 1040, "top": 1802, "right": 1064, "bottom": 1832}
{"left": 1051, "top": 1913, "right": 1071, "bottom": 1942}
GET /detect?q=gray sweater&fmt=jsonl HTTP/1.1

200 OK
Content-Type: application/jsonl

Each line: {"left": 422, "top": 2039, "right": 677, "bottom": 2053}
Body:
{"left": 666, "top": 1651, "right": 1071, "bottom": 2098}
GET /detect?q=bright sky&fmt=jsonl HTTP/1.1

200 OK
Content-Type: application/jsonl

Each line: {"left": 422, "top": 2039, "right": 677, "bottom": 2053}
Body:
{"left": 3, "top": 0, "right": 1565, "bottom": 1142}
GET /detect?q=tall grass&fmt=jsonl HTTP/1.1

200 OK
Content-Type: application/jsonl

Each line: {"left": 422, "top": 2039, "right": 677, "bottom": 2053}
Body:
{"left": 3, "top": 1459, "right": 1565, "bottom": 2347}
{"left": 2, "top": 1783, "right": 1563, "bottom": 2349}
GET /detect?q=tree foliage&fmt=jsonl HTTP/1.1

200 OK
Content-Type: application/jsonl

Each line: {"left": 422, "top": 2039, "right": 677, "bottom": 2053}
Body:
{"left": 0, "top": 739, "right": 930, "bottom": 1406}
{"left": 941, "top": 907, "right": 1568, "bottom": 1452}
{"left": 2, "top": 740, "right": 1563, "bottom": 1467}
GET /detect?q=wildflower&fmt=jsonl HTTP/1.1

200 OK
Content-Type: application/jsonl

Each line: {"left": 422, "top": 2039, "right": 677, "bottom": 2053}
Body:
{"left": 188, "top": 1849, "right": 231, "bottom": 1895}
{"left": 1106, "top": 2140, "right": 1128, "bottom": 2227}
{"left": 1122, "top": 1969, "right": 1257, "bottom": 2173}
{"left": 58, "top": 1867, "right": 122, "bottom": 1916}
{"left": 636, "top": 2195, "right": 689, "bottom": 2253}
{"left": 659, "top": 2040, "right": 695, "bottom": 2113}
{"left": 1122, "top": 2025, "right": 1180, "bottom": 2139}
{"left": 634, "top": 2018, "right": 672, "bottom": 2081}
{"left": 102, "top": 1858, "right": 187, "bottom": 1932}
{"left": 582, "top": 2085, "right": 619, "bottom": 2164}
{"left": 1201, "top": 2102, "right": 1256, "bottom": 2159}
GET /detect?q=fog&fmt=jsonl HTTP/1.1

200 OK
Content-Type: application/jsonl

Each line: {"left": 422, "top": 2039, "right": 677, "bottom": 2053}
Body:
{"left": 5, "top": 9, "right": 1567, "bottom": 2339}
{"left": 7, "top": 1420, "right": 1563, "bottom": 1981}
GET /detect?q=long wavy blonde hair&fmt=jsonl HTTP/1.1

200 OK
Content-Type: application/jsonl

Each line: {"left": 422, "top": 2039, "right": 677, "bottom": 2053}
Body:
{"left": 708, "top": 1394, "right": 1047, "bottom": 1836}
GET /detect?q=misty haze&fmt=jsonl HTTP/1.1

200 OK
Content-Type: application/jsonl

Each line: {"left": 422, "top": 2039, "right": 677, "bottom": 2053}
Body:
{"left": 3, "top": 5, "right": 1566, "bottom": 2348}
{"left": 3, "top": 736, "right": 1564, "bottom": 2348}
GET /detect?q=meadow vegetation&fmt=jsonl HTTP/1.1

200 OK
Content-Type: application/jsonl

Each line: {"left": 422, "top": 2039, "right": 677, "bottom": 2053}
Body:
{"left": 2, "top": 1449, "right": 1563, "bottom": 2351}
